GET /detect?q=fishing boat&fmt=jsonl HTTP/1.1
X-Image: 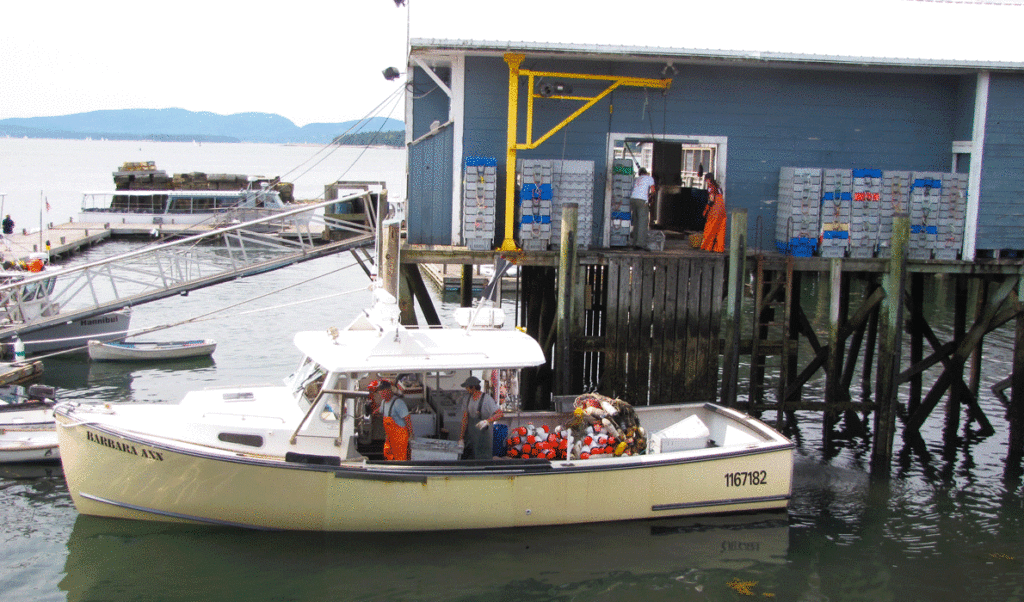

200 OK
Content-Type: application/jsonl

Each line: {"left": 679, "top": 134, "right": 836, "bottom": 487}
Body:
{"left": 53, "top": 200, "right": 794, "bottom": 532}
{"left": 87, "top": 339, "right": 217, "bottom": 362}
{"left": 0, "top": 384, "right": 59, "bottom": 463}
{"left": 0, "top": 257, "right": 131, "bottom": 355}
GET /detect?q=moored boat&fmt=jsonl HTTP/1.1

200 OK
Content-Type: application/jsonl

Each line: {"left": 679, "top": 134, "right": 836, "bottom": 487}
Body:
{"left": 53, "top": 198, "right": 794, "bottom": 531}
{"left": 87, "top": 339, "right": 217, "bottom": 362}
{"left": 0, "top": 258, "right": 131, "bottom": 355}
{"left": 1, "top": 384, "right": 59, "bottom": 463}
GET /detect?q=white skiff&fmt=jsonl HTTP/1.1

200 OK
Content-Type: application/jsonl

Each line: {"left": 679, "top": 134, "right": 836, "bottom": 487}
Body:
{"left": 87, "top": 339, "right": 216, "bottom": 362}
{"left": 1, "top": 384, "right": 59, "bottom": 463}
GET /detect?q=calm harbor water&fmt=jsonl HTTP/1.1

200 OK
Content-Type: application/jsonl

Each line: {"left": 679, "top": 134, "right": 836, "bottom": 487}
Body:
{"left": 3, "top": 139, "right": 1024, "bottom": 601}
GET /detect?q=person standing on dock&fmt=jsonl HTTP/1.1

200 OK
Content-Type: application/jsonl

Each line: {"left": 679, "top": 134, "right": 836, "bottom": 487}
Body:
{"left": 2, "top": 215, "right": 13, "bottom": 236}
{"left": 700, "top": 174, "right": 727, "bottom": 253}
{"left": 459, "top": 375, "right": 502, "bottom": 459}
{"left": 629, "top": 167, "right": 655, "bottom": 249}
{"left": 368, "top": 379, "right": 412, "bottom": 461}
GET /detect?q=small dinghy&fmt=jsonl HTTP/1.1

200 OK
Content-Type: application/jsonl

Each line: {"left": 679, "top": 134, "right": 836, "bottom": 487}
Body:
{"left": 87, "top": 339, "right": 217, "bottom": 362}
{"left": 0, "top": 384, "right": 59, "bottom": 463}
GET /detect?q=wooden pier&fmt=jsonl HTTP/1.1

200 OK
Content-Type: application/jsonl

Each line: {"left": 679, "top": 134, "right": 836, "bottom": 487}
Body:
{"left": 400, "top": 208, "right": 1024, "bottom": 475}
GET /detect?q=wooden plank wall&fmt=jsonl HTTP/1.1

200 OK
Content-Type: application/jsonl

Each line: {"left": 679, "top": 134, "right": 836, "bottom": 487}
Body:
{"left": 601, "top": 254, "right": 725, "bottom": 406}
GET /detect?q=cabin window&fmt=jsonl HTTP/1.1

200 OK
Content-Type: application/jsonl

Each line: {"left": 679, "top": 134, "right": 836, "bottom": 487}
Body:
{"left": 218, "top": 432, "right": 264, "bottom": 447}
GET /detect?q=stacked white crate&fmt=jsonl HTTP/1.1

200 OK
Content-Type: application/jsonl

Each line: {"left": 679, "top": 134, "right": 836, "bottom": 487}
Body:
{"left": 775, "top": 168, "right": 822, "bottom": 256}
{"left": 610, "top": 160, "right": 634, "bottom": 247}
{"left": 935, "top": 173, "right": 967, "bottom": 260}
{"left": 878, "top": 171, "right": 912, "bottom": 259}
{"left": 550, "top": 160, "right": 595, "bottom": 249}
{"left": 518, "top": 159, "right": 554, "bottom": 251}
{"left": 850, "top": 169, "right": 882, "bottom": 258}
{"left": 463, "top": 157, "right": 497, "bottom": 250}
{"left": 819, "top": 169, "right": 853, "bottom": 258}
{"left": 909, "top": 172, "right": 943, "bottom": 260}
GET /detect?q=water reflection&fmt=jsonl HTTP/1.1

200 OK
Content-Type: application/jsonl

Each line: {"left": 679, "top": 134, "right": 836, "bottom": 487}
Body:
{"left": 41, "top": 355, "right": 216, "bottom": 403}
{"left": 59, "top": 513, "right": 789, "bottom": 602}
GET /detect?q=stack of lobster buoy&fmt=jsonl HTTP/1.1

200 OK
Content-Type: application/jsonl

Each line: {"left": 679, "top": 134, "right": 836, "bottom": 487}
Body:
{"left": 503, "top": 393, "right": 648, "bottom": 460}
{"left": 504, "top": 424, "right": 570, "bottom": 459}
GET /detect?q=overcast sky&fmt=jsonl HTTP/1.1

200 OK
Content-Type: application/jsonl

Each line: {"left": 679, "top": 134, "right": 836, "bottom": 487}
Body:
{"left": 2, "top": 0, "right": 1020, "bottom": 127}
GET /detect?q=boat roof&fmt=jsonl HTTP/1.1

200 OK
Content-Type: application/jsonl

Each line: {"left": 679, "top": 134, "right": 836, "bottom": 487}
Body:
{"left": 293, "top": 326, "right": 546, "bottom": 373}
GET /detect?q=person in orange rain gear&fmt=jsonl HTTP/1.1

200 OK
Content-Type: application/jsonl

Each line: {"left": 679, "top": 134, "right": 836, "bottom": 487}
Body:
{"left": 701, "top": 173, "right": 727, "bottom": 253}
{"left": 367, "top": 379, "right": 412, "bottom": 461}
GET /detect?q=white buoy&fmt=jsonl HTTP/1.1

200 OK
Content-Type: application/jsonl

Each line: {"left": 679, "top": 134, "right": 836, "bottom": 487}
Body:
{"left": 13, "top": 337, "right": 25, "bottom": 363}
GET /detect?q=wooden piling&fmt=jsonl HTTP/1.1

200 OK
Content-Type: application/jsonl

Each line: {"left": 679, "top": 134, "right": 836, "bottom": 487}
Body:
{"left": 873, "top": 213, "right": 909, "bottom": 473}
{"left": 555, "top": 203, "right": 579, "bottom": 395}
{"left": 721, "top": 209, "right": 747, "bottom": 406}
{"left": 825, "top": 258, "right": 844, "bottom": 437}
{"left": 1008, "top": 268, "right": 1024, "bottom": 471}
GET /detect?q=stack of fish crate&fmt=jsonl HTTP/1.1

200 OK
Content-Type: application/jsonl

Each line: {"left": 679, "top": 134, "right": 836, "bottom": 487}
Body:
{"left": 935, "top": 173, "right": 967, "bottom": 260}
{"left": 878, "top": 171, "right": 912, "bottom": 258}
{"left": 550, "top": 160, "right": 595, "bottom": 249}
{"left": 609, "top": 160, "right": 634, "bottom": 247}
{"left": 909, "top": 172, "right": 943, "bottom": 260}
{"left": 819, "top": 169, "right": 853, "bottom": 258}
{"left": 775, "top": 168, "right": 822, "bottom": 256}
{"left": 463, "top": 157, "right": 497, "bottom": 251}
{"left": 518, "top": 159, "right": 554, "bottom": 251}
{"left": 850, "top": 169, "right": 883, "bottom": 258}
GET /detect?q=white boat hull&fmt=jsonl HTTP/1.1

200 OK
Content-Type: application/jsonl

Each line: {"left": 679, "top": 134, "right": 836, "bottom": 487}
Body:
{"left": 19, "top": 308, "right": 132, "bottom": 355}
{"left": 88, "top": 339, "right": 216, "bottom": 362}
{"left": 55, "top": 403, "right": 794, "bottom": 531}
{"left": 1, "top": 403, "right": 59, "bottom": 463}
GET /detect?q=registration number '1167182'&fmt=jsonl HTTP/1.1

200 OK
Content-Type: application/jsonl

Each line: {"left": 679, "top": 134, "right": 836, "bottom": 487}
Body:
{"left": 724, "top": 470, "right": 768, "bottom": 487}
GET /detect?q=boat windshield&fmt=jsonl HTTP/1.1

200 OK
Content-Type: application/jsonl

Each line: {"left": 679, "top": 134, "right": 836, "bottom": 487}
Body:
{"left": 292, "top": 357, "right": 328, "bottom": 406}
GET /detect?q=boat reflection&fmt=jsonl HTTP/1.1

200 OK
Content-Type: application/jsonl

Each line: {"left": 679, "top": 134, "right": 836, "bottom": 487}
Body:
{"left": 60, "top": 511, "right": 789, "bottom": 601}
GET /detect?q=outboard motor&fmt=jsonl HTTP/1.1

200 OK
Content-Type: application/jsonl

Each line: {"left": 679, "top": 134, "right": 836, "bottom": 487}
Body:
{"left": 27, "top": 384, "right": 56, "bottom": 403}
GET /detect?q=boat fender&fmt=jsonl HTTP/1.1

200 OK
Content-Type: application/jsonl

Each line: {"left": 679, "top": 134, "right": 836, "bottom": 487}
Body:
{"left": 13, "top": 338, "right": 25, "bottom": 363}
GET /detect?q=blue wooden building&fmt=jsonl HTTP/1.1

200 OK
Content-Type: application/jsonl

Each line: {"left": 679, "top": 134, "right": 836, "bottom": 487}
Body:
{"left": 402, "top": 39, "right": 1024, "bottom": 259}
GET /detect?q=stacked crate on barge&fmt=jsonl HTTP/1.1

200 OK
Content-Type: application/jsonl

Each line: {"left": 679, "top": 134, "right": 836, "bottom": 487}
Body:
{"left": 609, "top": 159, "right": 634, "bottom": 247}
{"left": 463, "top": 157, "right": 498, "bottom": 250}
{"left": 775, "top": 167, "right": 822, "bottom": 257}
{"left": 819, "top": 169, "right": 853, "bottom": 258}
{"left": 850, "top": 169, "right": 882, "bottom": 258}
{"left": 518, "top": 159, "right": 553, "bottom": 251}
{"left": 549, "top": 160, "right": 595, "bottom": 249}
{"left": 908, "top": 172, "right": 943, "bottom": 260}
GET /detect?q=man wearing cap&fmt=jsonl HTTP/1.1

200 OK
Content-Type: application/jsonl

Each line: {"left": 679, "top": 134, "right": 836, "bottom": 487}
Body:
{"left": 367, "top": 379, "right": 412, "bottom": 461}
{"left": 459, "top": 375, "right": 502, "bottom": 460}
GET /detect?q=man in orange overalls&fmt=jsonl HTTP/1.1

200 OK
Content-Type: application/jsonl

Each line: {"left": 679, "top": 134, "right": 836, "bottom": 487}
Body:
{"left": 368, "top": 379, "right": 412, "bottom": 461}
{"left": 701, "top": 174, "right": 727, "bottom": 253}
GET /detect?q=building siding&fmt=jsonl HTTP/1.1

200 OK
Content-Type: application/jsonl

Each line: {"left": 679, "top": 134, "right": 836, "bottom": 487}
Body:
{"left": 978, "top": 73, "right": 1024, "bottom": 250}
{"left": 412, "top": 49, "right": 1012, "bottom": 250}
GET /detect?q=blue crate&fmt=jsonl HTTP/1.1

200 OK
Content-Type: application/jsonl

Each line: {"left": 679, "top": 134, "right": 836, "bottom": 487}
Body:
{"left": 521, "top": 183, "right": 552, "bottom": 200}
{"left": 465, "top": 156, "right": 497, "bottom": 167}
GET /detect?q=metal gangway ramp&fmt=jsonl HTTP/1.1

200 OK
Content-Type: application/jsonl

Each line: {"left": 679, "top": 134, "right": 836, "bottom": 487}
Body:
{"left": 0, "top": 192, "right": 380, "bottom": 344}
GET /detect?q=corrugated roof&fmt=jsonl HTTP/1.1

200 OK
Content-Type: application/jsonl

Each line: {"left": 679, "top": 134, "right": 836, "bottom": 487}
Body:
{"left": 411, "top": 38, "right": 1024, "bottom": 73}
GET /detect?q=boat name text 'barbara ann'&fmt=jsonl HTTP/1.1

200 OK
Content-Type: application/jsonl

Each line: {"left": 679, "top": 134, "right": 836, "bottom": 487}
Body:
{"left": 86, "top": 430, "right": 164, "bottom": 461}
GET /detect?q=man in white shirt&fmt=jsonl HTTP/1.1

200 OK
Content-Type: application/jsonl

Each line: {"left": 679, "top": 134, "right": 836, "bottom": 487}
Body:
{"left": 629, "top": 167, "right": 655, "bottom": 249}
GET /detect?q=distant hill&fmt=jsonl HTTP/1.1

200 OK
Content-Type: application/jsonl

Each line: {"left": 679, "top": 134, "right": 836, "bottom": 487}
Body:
{"left": 0, "top": 109, "right": 405, "bottom": 145}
